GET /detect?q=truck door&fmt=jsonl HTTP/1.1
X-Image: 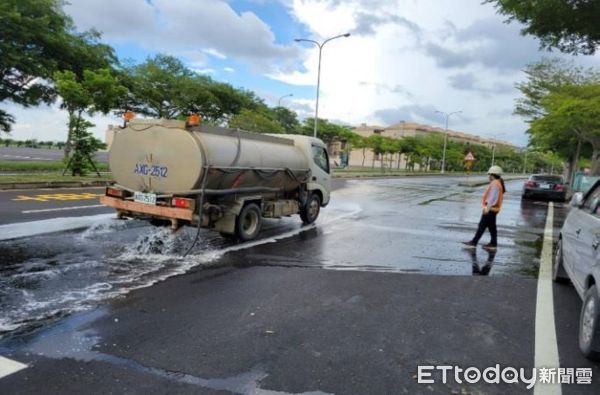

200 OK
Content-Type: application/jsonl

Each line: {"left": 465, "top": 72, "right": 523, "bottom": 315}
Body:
{"left": 311, "top": 144, "right": 331, "bottom": 204}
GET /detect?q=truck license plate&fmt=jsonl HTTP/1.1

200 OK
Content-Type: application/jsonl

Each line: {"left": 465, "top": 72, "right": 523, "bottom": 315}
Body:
{"left": 133, "top": 192, "right": 157, "bottom": 205}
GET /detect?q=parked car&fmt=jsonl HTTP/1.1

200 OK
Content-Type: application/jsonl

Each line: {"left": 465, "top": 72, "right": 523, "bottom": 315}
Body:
{"left": 554, "top": 180, "right": 600, "bottom": 360}
{"left": 522, "top": 174, "right": 567, "bottom": 201}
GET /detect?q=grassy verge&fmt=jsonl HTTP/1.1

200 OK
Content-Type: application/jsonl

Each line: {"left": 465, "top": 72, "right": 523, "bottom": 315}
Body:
{"left": 0, "top": 161, "right": 109, "bottom": 172}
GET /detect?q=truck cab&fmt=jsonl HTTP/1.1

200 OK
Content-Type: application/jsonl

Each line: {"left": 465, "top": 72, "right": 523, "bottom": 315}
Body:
{"left": 282, "top": 135, "right": 331, "bottom": 207}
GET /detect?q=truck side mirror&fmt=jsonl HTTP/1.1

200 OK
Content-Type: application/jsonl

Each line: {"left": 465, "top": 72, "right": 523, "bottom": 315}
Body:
{"left": 571, "top": 192, "right": 584, "bottom": 208}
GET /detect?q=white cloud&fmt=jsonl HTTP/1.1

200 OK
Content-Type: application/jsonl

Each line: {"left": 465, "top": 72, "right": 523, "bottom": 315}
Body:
{"left": 275, "top": 0, "right": 600, "bottom": 146}
{"left": 65, "top": 0, "right": 299, "bottom": 72}
{"left": 7, "top": 0, "right": 599, "bottom": 147}
{"left": 203, "top": 48, "right": 227, "bottom": 60}
{"left": 224, "top": 67, "right": 235, "bottom": 73}
{"left": 3, "top": 102, "right": 120, "bottom": 143}
{"left": 191, "top": 68, "right": 216, "bottom": 74}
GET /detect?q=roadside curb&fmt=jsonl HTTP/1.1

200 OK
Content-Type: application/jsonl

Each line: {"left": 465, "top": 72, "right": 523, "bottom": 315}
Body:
{"left": 333, "top": 172, "right": 488, "bottom": 180}
{"left": 0, "top": 180, "right": 113, "bottom": 190}
{"left": 458, "top": 176, "right": 527, "bottom": 187}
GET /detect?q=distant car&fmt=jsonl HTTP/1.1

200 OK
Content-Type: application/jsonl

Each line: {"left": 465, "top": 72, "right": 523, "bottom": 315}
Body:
{"left": 522, "top": 174, "right": 567, "bottom": 201}
{"left": 554, "top": 181, "right": 600, "bottom": 360}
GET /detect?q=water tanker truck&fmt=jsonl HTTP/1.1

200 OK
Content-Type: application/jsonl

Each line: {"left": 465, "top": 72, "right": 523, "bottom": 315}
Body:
{"left": 100, "top": 118, "right": 331, "bottom": 241}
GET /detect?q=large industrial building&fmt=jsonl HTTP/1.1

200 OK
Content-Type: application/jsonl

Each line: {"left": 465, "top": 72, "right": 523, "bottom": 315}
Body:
{"left": 328, "top": 122, "right": 516, "bottom": 169}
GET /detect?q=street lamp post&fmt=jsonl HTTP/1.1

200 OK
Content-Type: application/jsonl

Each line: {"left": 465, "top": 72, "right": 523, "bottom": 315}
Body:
{"left": 295, "top": 33, "right": 351, "bottom": 138}
{"left": 435, "top": 110, "right": 462, "bottom": 174}
{"left": 490, "top": 132, "right": 507, "bottom": 168}
{"left": 277, "top": 93, "right": 293, "bottom": 107}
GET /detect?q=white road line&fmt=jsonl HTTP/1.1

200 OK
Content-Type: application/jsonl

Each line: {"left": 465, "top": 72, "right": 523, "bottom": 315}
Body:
{"left": 22, "top": 204, "right": 106, "bottom": 214}
{"left": 0, "top": 213, "right": 114, "bottom": 241}
{"left": 534, "top": 202, "right": 561, "bottom": 395}
{"left": 0, "top": 356, "right": 27, "bottom": 379}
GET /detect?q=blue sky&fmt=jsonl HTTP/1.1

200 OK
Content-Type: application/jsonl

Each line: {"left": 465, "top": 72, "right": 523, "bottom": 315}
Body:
{"left": 5, "top": 0, "right": 600, "bottom": 146}
{"left": 107, "top": 0, "right": 316, "bottom": 104}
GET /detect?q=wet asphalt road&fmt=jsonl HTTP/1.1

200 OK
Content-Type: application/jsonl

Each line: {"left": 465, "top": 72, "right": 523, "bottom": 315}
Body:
{"left": 0, "top": 187, "right": 111, "bottom": 226}
{"left": 0, "top": 176, "right": 598, "bottom": 394}
{"left": 0, "top": 147, "right": 108, "bottom": 162}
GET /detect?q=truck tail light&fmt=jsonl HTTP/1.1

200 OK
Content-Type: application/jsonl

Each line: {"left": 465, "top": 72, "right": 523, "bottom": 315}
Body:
{"left": 525, "top": 181, "right": 537, "bottom": 188}
{"left": 554, "top": 184, "right": 564, "bottom": 191}
{"left": 171, "top": 197, "right": 195, "bottom": 210}
{"left": 106, "top": 187, "right": 124, "bottom": 198}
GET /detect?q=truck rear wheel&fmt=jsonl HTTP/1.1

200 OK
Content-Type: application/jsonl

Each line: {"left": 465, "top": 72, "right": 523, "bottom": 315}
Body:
{"left": 236, "top": 203, "right": 262, "bottom": 241}
{"left": 300, "top": 193, "right": 321, "bottom": 224}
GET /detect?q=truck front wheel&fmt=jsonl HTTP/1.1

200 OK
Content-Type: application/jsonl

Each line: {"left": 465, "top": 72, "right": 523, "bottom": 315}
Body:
{"left": 300, "top": 193, "right": 321, "bottom": 224}
{"left": 236, "top": 203, "right": 262, "bottom": 241}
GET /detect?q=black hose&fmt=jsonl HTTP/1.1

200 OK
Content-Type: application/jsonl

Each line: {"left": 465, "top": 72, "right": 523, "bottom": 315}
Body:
{"left": 182, "top": 166, "right": 210, "bottom": 257}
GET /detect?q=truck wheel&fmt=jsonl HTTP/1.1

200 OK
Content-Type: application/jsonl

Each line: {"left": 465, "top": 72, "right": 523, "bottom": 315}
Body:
{"left": 300, "top": 193, "right": 321, "bottom": 224}
{"left": 235, "top": 203, "right": 262, "bottom": 241}
{"left": 579, "top": 285, "right": 600, "bottom": 361}
{"left": 553, "top": 239, "right": 569, "bottom": 283}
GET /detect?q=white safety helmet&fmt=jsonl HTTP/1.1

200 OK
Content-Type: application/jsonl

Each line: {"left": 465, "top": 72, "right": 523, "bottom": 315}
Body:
{"left": 487, "top": 165, "right": 503, "bottom": 176}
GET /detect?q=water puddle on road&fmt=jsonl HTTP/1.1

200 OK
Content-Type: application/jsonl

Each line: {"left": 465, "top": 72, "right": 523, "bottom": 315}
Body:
{"left": 0, "top": 219, "right": 228, "bottom": 337}
{"left": 0, "top": 202, "right": 362, "bottom": 338}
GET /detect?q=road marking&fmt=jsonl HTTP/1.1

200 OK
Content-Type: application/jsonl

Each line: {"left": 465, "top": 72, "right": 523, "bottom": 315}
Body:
{"left": 534, "top": 202, "right": 561, "bottom": 395}
{"left": 12, "top": 192, "right": 102, "bottom": 202}
{"left": 0, "top": 213, "right": 115, "bottom": 241}
{"left": 0, "top": 154, "right": 51, "bottom": 161}
{"left": 21, "top": 204, "right": 106, "bottom": 214}
{"left": 0, "top": 356, "right": 27, "bottom": 379}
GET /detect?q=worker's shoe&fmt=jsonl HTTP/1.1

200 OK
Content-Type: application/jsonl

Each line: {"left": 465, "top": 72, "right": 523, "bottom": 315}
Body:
{"left": 483, "top": 243, "right": 497, "bottom": 251}
{"left": 462, "top": 241, "right": 477, "bottom": 249}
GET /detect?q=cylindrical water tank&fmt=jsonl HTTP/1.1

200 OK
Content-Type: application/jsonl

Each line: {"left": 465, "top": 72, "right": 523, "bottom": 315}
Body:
{"left": 109, "top": 120, "right": 311, "bottom": 194}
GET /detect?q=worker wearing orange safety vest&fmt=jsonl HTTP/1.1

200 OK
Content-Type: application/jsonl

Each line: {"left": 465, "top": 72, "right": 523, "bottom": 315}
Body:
{"left": 463, "top": 166, "right": 506, "bottom": 251}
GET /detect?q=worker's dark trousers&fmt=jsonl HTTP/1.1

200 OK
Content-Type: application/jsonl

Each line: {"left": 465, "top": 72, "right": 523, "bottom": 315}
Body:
{"left": 472, "top": 211, "right": 498, "bottom": 245}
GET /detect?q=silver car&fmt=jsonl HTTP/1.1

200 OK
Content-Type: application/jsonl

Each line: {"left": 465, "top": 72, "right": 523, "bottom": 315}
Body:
{"left": 554, "top": 180, "right": 600, "bottom": 360}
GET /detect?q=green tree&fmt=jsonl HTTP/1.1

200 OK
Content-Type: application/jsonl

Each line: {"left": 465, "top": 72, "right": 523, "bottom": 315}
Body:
{"left": 0, "top": 0, "right": 115, "bottom": 132}
{"left": 401, "top": 136, "right": 420, "bottom": 171}
{"left": 532, "top": 83, "right": 600, "bottom": 174}
{"left": 273, "top": 107, "right": 300, "bottom": 134}
{"left": 365, "top": 134, "right": 385, "bottom": 169}
{"left": 229, "top": 109, "right": 285, "bottom": 134}
{"left": 54, "top": 68, "right": 126, "bottom": 175}
{"left": 299, "top": 118, "right": 353, "bottom": 144}
{"left": 516, "top": 59, "right": 599, "bottom": 181}
{"left": 125, "top": 55, "right": 268, "bottom": 124}
{"left": 125, "top": 55, "right": 195, "bottom": 119}
{"left": 485, "top": 0, "right": 600, "bottom": 54}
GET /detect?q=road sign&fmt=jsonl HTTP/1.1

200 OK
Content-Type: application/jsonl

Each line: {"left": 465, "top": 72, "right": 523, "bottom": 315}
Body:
{"left": 464, "top": 152, "right": 475, "bottom": 161}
